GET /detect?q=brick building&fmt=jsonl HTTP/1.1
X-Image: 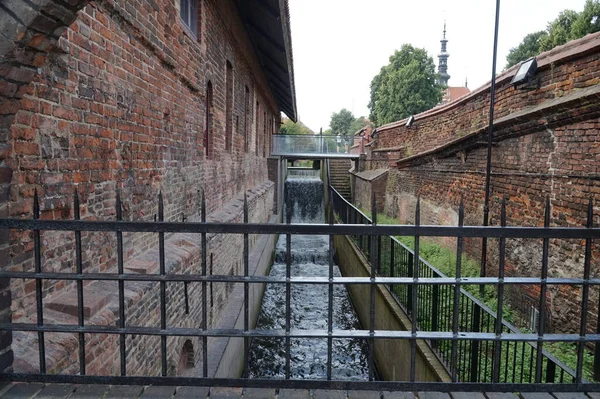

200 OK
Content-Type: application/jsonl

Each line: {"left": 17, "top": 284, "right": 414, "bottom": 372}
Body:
{"left": 361, "top": 32, "right": 600, "bottom": 334}
{"left": 0, "top": 0, "right": 296, "bottom": 375}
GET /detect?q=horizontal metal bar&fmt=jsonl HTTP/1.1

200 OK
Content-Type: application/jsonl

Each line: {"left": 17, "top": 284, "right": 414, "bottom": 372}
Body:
{"left": 2, "top": 219, "right": 598, "bottom": 238}
{"left": 3, "top": 323, "right": 600, "bottom": 342}
{"left": 1, "top": 271, "right": 596, "bottom": 287}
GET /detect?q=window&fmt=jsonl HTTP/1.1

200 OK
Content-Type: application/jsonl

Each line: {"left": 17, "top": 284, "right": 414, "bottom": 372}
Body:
{"left": 225, "top": 61, "right": 233, "bottom": 152}
{"left": 204, "top": 81, "right": 213, "bottom": 159}
{"left": 255, "top": 102, "right": 260, "bottom": 154}
{"left": 262, "top": 111, "right": 267, "bottom": 157}
{"left": 243, "top": 86, "right": 250, "bottom": 153}
{"left": 180, "top": 0, "right": 198, "bottom": 36}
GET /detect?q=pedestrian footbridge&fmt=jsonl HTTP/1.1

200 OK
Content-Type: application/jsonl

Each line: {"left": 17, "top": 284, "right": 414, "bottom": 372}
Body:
{"left": 271, "top": 134, "right": 360, "bottom": 159}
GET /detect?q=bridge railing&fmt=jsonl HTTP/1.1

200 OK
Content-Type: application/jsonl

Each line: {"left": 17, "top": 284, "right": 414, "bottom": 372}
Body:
{"left": 329, "top": 185, "right": 597, "bottom": 384}
{"left": 271, "top": 134, "right": 354, "bottom": 157}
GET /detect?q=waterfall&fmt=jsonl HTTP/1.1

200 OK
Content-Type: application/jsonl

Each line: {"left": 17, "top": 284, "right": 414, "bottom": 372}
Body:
{"left": 248, "top": 176, "right": 369, "bottom": 380}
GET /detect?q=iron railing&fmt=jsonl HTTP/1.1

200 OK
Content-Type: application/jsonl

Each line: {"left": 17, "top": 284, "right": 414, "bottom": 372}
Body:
{"left": 0, "top": 189, "right": 600, "bottom": 392}
{"left": 329, "top": 185, "right": 599, "bottom": 385}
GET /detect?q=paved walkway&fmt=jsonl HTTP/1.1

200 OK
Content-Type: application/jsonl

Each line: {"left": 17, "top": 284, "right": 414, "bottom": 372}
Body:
{"left": 1, "top": 384, "right": 598, "bottom": 399}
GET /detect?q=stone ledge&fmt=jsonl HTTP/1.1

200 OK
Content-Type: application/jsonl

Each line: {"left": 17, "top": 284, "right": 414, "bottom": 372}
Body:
{"left": 1, "top": 383, "right": 600, "bottom": 399}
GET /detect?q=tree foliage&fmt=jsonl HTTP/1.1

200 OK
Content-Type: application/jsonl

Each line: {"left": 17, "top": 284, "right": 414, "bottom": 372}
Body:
{"left": 505, "top": 31, "right": 548, "bottom": 69}
{"left": 349, "top": 116, "right": 373, "bottom": 135}
{"left": 279, "top": 118, "right": 315, "bottom": 135}
{"left": 506, "top": 1, "right": 600, "bottom": 68}
{"left": 368, "top": 44, "right": 443, "bottom": 126}
{"left": 329, "top": 108, "right": 355, "bottom": 137}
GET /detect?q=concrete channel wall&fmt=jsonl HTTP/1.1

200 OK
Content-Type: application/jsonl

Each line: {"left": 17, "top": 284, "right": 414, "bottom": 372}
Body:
{"left": 333, "top": 233, "right": 450, "bottom": 382}
{"left": 210, "top": 217, "right": 280, "bottom": 378}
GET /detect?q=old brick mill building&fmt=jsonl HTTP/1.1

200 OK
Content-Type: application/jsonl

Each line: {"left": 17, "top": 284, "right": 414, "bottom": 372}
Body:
{"left": 0, "top": 0, "right": 296, "bottom": 375}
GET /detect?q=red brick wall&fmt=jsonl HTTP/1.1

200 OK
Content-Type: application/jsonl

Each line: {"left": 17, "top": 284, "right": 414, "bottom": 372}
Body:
{"left": 364, "top": 33, "right": 600, "bottom": 334}
{"left": 3, "top": 0, "right": 282, "bottom": 374}
{"left": 353, "top": 172, "right": 388, "bottom": 214}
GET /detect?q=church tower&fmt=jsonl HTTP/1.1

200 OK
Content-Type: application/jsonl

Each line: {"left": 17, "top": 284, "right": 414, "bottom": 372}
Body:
{"left": 438, "top": 22, "right": 450, "bottom": 86}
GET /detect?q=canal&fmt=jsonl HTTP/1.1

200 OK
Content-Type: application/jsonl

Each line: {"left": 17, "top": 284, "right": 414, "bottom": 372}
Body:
{"left": 248, "top": 173, "right": 371, "bottom": 380}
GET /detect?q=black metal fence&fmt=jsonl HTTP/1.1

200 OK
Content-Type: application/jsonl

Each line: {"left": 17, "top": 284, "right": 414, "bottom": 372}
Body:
{"left": 329, "top": 185, "right": 599, "bottom": 385}
{"left": 1, "top": 188, "right": 600, "bottom": 392}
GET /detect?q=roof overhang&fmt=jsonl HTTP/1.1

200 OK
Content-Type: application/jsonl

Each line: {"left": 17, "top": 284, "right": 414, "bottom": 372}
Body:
{"left": 235, "top": 0, "right": 297, "bottom": 122}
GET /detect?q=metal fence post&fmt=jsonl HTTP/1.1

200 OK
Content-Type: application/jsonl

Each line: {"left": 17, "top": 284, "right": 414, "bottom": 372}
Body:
{"left": 470, "top": 305, "right": 482, "bottom": 382}
{"left": 432, "top": 284, "right": 439, "bottom": 349}
{"left": 407, "top": 252, "right": 414, "bottom": 314}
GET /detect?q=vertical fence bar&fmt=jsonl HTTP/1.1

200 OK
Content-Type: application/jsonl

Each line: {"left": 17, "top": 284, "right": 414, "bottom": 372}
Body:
{"left": 492, "top": 198, "right": 507, "bottom": 382}
{"left": 535, "top": 197, "right": 551, "bottom": 383}
{"left": 579, "top": 198, "right": 594, "bottom": 382}
{"left": 243, "top": 194, "right": 250, "bottom": 378}
{"left": 33, "top": 190, "right": 46, "bottom": 374}
{"left": 73, "top": 191, "right": 86, "bottom": 375}
{"left": 451, "top": 200, "right": 463, "bottom": 381}
{"left": 389, "top": 237, "right": 395, "bottom": 293}
{"left": 410, "top": 197, "right": 420, "bottom": 382}
{"left": 158, "top": 192, "right": 167, "bottom": 376}
{"left": 470, "top": 303, "right": 481, "bottom": 382}
{"left": 116, "top": 190, "right": 126, "bottom": 376}
{"left": 327, "top": 203, "right": 334, "bottom": 380}
{"left": 368, "top": 194, "right": 377, "bottom": 381}
{"left": 182, "top": 212, "right": 189, "bottom": 314}
{"left": 407, "top": 252, "right": 414, "bottom": 313}
{"left": 201, "top": 191, "right": 208, "bottom": 378}
{"left": 285, "top": 193, "right": 292, "bottom": 379}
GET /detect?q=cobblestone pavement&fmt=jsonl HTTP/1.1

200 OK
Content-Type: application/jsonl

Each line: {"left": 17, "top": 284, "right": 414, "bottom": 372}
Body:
{"left": 1, "top": 384, "right": 599, "bottom": 399}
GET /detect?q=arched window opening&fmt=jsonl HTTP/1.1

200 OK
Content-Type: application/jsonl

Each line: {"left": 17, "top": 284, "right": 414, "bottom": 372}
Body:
{"left": 204, "top": 81, "right": 213, "bottom": 159}
{"left": 255, "top": 101, "right": 260, "bottom": 154}
{"left": 244, "top": 86, "right": 250, "bottom": 153}
{"left": 177, "top": 340, "right": 195, "bottom": 376}
{"left": 225, "top": 61, "right": 233, "bottom": 152}
{"left": 263, "top": 111, "right": 267, "bottom": 158}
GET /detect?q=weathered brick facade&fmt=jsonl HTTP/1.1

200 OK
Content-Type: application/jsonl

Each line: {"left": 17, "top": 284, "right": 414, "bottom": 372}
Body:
{"left": 363, "top": 33, "right": 600, "bottom": 333}
{"left": 1, "top": 0, "right": 293, "bottom": 375}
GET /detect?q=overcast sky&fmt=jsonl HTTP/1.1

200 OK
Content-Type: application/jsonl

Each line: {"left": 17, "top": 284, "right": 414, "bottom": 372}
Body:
{"left": 287, "top": 0, "right": 588, "bottom": 131}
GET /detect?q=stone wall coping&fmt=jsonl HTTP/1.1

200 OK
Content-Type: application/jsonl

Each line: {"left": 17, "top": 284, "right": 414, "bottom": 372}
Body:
{"left": 351, "top": 169, "right": 389, "bottom": 182}
{"left": 395, "top": 82, "right": 600, "bottom": 167}
{"left": 372, "top": 146, "right": 405, "bottom": 153}
{"left": 377, "top": 31, "right": 600, "bottom": 132}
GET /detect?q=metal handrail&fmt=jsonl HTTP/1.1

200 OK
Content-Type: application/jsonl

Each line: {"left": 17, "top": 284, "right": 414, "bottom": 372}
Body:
{"left": 328, "top": 184, "right": 583, "bottom": 383}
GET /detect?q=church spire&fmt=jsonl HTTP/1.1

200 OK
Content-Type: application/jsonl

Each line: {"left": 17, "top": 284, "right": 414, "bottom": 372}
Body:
{"left": 438, "top": 21, "right": 450, "bottom": 86}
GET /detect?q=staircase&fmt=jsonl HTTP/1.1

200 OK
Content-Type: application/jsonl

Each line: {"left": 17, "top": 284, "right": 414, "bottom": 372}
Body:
{"left": 328, "top": 159, "right": 352, "bottom": 201}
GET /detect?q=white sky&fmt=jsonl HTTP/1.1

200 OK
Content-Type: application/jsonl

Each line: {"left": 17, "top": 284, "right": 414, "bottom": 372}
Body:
{"left": 288, "top": 0, "right": 588, "bottom": 131}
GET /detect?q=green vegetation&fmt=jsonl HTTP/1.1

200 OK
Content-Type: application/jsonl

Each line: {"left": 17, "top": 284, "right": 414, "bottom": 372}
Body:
{"left": 279, "top": 118, "right": 315, "bottom": 135}
{"left": 328, "top": 109, "right": 372, "bottom": 152}
{"left": 368, "top": 44, "right": 444, "bottom": 125}
{"left": 359, "top": 209, "right": 595, "bottom": 381}
{"left": 506, "top": 0, "right": 600, "bottom": 67}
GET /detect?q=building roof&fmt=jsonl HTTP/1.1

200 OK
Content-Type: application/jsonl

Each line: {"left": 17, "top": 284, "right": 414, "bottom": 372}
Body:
{"left": 235, "top": 0, "right": 297, "bottom": 121}
{"left": 443, "top": 86, "right": 471, "bottom": 104}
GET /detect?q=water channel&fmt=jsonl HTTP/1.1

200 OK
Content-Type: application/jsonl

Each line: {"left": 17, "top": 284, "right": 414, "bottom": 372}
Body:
{"left": 248, "top": 173, "right": 370, "bottom": 380}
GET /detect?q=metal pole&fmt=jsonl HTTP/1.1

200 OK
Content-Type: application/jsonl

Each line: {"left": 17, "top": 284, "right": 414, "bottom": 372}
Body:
{"left": 481, "top": 0, "right": 501, "bottom": 293}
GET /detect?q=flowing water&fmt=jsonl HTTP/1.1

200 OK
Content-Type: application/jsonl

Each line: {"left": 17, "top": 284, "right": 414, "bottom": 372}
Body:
{"left": 248, "top": 176, "right": 370, "bottom": 380}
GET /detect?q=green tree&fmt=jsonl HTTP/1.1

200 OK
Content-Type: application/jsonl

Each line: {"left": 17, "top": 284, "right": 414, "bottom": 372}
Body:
{"left": 329, "top": 109, "right": 356, "bottom": 137}
{"left": 368, "top": 44, "right": 443, "bottom": 126}
{"left": 506, "top": 2, "right": 600, "bottom": 67}
{"left": 506, "top": 31, "right": 548, "bottom": 68}
{"left": 570, "top": 0, "right": 600, "bottom": 39}
{"left": 279, "top": 118, "right": 314, "bottom": 135}
{"left": 540, "top": 9, "right": 580, "bottom": 51}
{"left": 349, "top": 116, "right": 373, "bottom": 135}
